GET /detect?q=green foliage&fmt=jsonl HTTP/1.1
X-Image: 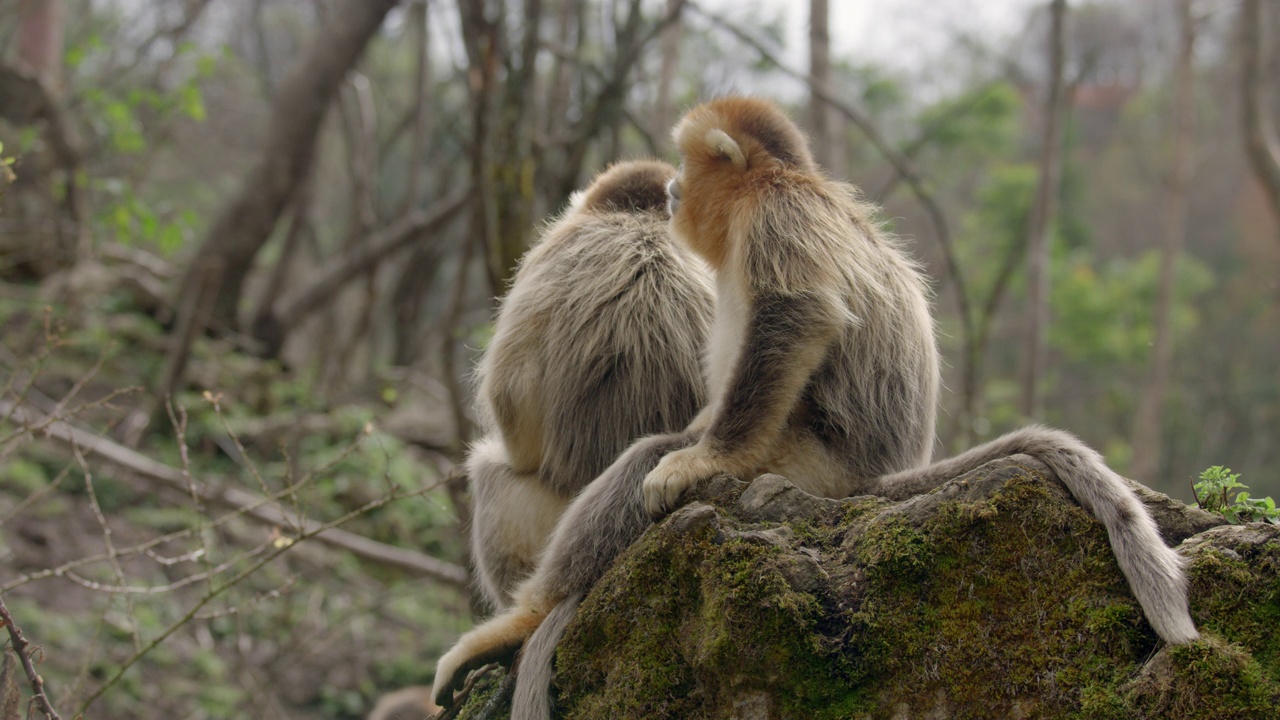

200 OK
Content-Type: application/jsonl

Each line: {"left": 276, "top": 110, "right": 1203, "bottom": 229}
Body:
{"left": 1194, "top": 467, "right": 1280, "bottom": 525}
{"left": 846, "top": 62, "right": 906, "bottom": 117}
{"left": 917, "top": 82, "right": 1020, "bottom": 154}
{"left": 95, "top": 181, "right": 200, "bottom": 255}
{"left": 64, "top": 32, "right": 220, "bottom": 254}
{"left": 1049, "top": 249, "right": 1213, "bottom": 366}
{"left": 0, "top": 140, "right": 16, "bottom": 189}
{"left": 956, "top": 163, "right": 1038, "bottom": 296}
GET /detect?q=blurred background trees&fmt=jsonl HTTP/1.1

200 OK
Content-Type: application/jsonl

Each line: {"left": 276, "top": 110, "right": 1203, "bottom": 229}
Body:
{"left": 0, "top": 0, "right": 1277, "bottom": 717}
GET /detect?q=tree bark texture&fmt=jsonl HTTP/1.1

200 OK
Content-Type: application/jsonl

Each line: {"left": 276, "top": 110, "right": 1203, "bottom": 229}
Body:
{"left": 654, "top": 0, "right": 684, "bottom": 146}
{"left": 807, "top": 0, "right": 842, "bottom": 177}
{"left": 16, "top": 0, "right": 65, "bottom": 86}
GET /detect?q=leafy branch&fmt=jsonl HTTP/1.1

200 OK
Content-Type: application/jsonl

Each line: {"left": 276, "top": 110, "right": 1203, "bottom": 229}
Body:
{"left": 1192, "top": 466, "right": 1279, "bottom": 524}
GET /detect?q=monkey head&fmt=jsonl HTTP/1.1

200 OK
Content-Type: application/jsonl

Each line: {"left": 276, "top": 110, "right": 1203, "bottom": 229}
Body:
{"left": 574, "top": 159, "right": 677, "bottom": 215}
{"left": 667, "top": 96, "right": 818, "bottom": 268}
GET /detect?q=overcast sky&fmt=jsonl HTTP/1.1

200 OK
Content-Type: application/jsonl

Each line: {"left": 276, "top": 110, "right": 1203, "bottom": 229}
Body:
{"left": 707, "top": 0, "right": 1043, "bottom": 73}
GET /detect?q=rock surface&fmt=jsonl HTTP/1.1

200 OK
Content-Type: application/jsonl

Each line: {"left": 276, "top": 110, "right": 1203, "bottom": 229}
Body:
{"left": 453, "top": 458, "right": 1280, "bottom": 719}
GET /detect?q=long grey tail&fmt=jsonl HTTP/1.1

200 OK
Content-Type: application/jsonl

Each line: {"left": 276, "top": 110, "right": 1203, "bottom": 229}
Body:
{"left": 876, "top": 424, "right": 1199, "bottom": 645}
{"left": 511, "top": 593, "right": 584, "bottom": 720}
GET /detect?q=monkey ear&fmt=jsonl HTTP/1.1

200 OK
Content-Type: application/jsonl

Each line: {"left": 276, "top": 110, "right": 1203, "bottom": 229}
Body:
{"left": 704, "top": 129, "right": 747, "bottom": 170}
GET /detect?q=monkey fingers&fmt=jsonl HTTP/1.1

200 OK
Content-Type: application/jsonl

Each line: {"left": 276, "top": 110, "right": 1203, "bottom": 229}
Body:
{"left": 431, "top": 606, "right": 548, "bottom": 707}
{"left": 641, "top": 445, "right": 723, "bottom": 516}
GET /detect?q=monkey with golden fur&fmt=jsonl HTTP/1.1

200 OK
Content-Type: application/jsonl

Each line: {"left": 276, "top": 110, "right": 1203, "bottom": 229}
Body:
{"left": 466, "top": 159, "right": 715, "bottom": 610}
{"left": 434, "top": 97, "right": 1198, "bottom": 717}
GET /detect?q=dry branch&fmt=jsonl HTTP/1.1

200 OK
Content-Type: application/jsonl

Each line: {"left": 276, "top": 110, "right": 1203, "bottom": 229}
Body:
{"left": 0, "top": 593, "right": 63, "bottom": 720}
{"left": 0, "top": 400, "right": 470, "bottom": 588}
{"left": 253, "top": 188, "right": 470, "bottom": 356}
{"left": 172, "top": 0, "right": 401, "bottom": 335}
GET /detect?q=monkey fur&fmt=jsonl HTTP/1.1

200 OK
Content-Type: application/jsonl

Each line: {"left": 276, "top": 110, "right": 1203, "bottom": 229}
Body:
{"left": 434, "top": 97, "right": 1198, "bottom": 717}
{"left": 364, "top": 686, "right": 438, "bottom": 720}
{"left": 466, "top": 159, "right": 714, "bottom": 610}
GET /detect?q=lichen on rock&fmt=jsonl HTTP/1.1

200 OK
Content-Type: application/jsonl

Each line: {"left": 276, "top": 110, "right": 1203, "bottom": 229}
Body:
{"left": 453, "top": 458, "right": 1280, "bottom": 720}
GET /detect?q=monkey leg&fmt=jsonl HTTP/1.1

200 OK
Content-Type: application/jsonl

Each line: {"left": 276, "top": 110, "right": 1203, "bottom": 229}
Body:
{"left": 467, "top": 436, "right": 569, "bottom": 611}
{"left": 434, "top": 431, "right": 697, "bottom": 708}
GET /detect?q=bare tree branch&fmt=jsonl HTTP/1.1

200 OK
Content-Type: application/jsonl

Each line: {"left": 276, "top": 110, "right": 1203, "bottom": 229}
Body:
{"left": 400, "top": 0, "right": 433, "bottom": 216}
{"left": 252, "top": 188, "right": 470, "bottom": 356}
{"left": 172, "top": 0, "right": 401, "bottom": 338}
{"left": 0, "top": 593, "right": 64, "bottom": 720}
{"left": 0, "top": 400, "right": 470, "bottom": 588}
{"left": 76, "top": 480, "right": 422, "bottom": 716}
{"left": 555, "top": 0, "right": 686, "bottom": 200}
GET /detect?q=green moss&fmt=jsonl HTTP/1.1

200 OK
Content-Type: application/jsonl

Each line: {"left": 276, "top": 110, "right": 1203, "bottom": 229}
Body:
{"left": 451, "top": 670, "right": 512, "bottom": 719}
{"left": 518, "top": 465, "right": 1278, "bottom": 719}
{"left": 1114, "top": 637, "right": 1280, "bottom": 719}
{"left": 556, "top": 506, "right": 856, "bottom": 720}
{"left": 1188, "top": 535, "right": 1280, "bottom": 677}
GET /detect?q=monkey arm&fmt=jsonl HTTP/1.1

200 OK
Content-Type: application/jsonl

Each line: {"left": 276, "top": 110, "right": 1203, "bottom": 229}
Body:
{"left": 643, "top": 290, "right": 842, "bottom": 515}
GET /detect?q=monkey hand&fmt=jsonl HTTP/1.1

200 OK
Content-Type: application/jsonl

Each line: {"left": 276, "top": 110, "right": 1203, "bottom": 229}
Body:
{"left": 642, "top": 446, "right": 723, "bottom": 517}
{"left": 431, "top": 633, "right": 519, "bottom": 708}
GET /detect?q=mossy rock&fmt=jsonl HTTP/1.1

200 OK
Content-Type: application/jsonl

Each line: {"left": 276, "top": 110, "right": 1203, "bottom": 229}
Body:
{"left": 454, "top": 458, "right": 1279, "bottom": 719}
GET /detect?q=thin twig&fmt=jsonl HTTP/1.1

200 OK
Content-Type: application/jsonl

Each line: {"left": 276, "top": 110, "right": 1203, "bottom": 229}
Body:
{"left": 193, "top": 576, "right": 299, "bottom": 620}
{"left": 165, "top": 398, "right": 218, "bottom": 594}
{"left": 0, "top": 463, "right": 72, "bottom": 526}
{"left": 0, "top": 399, "right": 470, "bottom": 587}
{"left": 60, "top": 540, "right": 273, "bottom": 595}
{"left": 73, "top": 442, "right": 142, "bottom": 651}
{"left": 0, "top": 592, "right": 64, "bottom": 720}
{"left": 77, "top": 488, "right": 413, "bottom": 715}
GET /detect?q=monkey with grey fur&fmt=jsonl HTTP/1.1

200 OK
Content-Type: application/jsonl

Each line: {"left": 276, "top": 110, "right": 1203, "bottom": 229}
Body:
{"left": 435, "top": 97, "right": 1198, "bottom": 718}
{"left": 465, "top": 160, "right": 714, "bottom": 609}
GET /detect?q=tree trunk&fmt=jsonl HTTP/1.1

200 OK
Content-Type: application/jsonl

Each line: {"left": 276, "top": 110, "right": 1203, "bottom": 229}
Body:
{"left": 4, "top": 0, "right": 81, "bottom": 275}
{"left": 172, "top": 0, "right": 400, "bottom": 337}
{"left": 807, "top": 0, "right": 841, "bottom": 177}
{"left": 1241, "top": 0, "right": 1280, "bottom": 231}
{"left": 1020, "top": 0, "right": 1068, "bottom": 421}
{"left": 391, "top": 0, "right": 439, "bottom": 366}
{"left": 400, "top": 0, "right": 433, "bottom": 216}
{"left": 16, "top": 0, "right": 64, "bottom": 86}
{"left": 1132, "top": 0, "right": 1197, "bottom": 486}
{"left": 653, "top": 0, "right": 683, "bottom": 144}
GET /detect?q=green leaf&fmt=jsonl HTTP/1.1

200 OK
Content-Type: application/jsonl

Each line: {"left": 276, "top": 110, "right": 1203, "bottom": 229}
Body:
{"left": 196, "top": 53, "right": 218, "bottom": 77}
{"left": 179, "top": 85, "right": 207, "bottom": 122}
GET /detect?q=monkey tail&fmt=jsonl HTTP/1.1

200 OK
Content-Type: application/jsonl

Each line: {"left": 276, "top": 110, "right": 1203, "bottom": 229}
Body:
{"left": 877, "top": 424, "right": 1198, "bottom": 645}
{"left": 511, "top": 593, "right": 584, "bottom": 720}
